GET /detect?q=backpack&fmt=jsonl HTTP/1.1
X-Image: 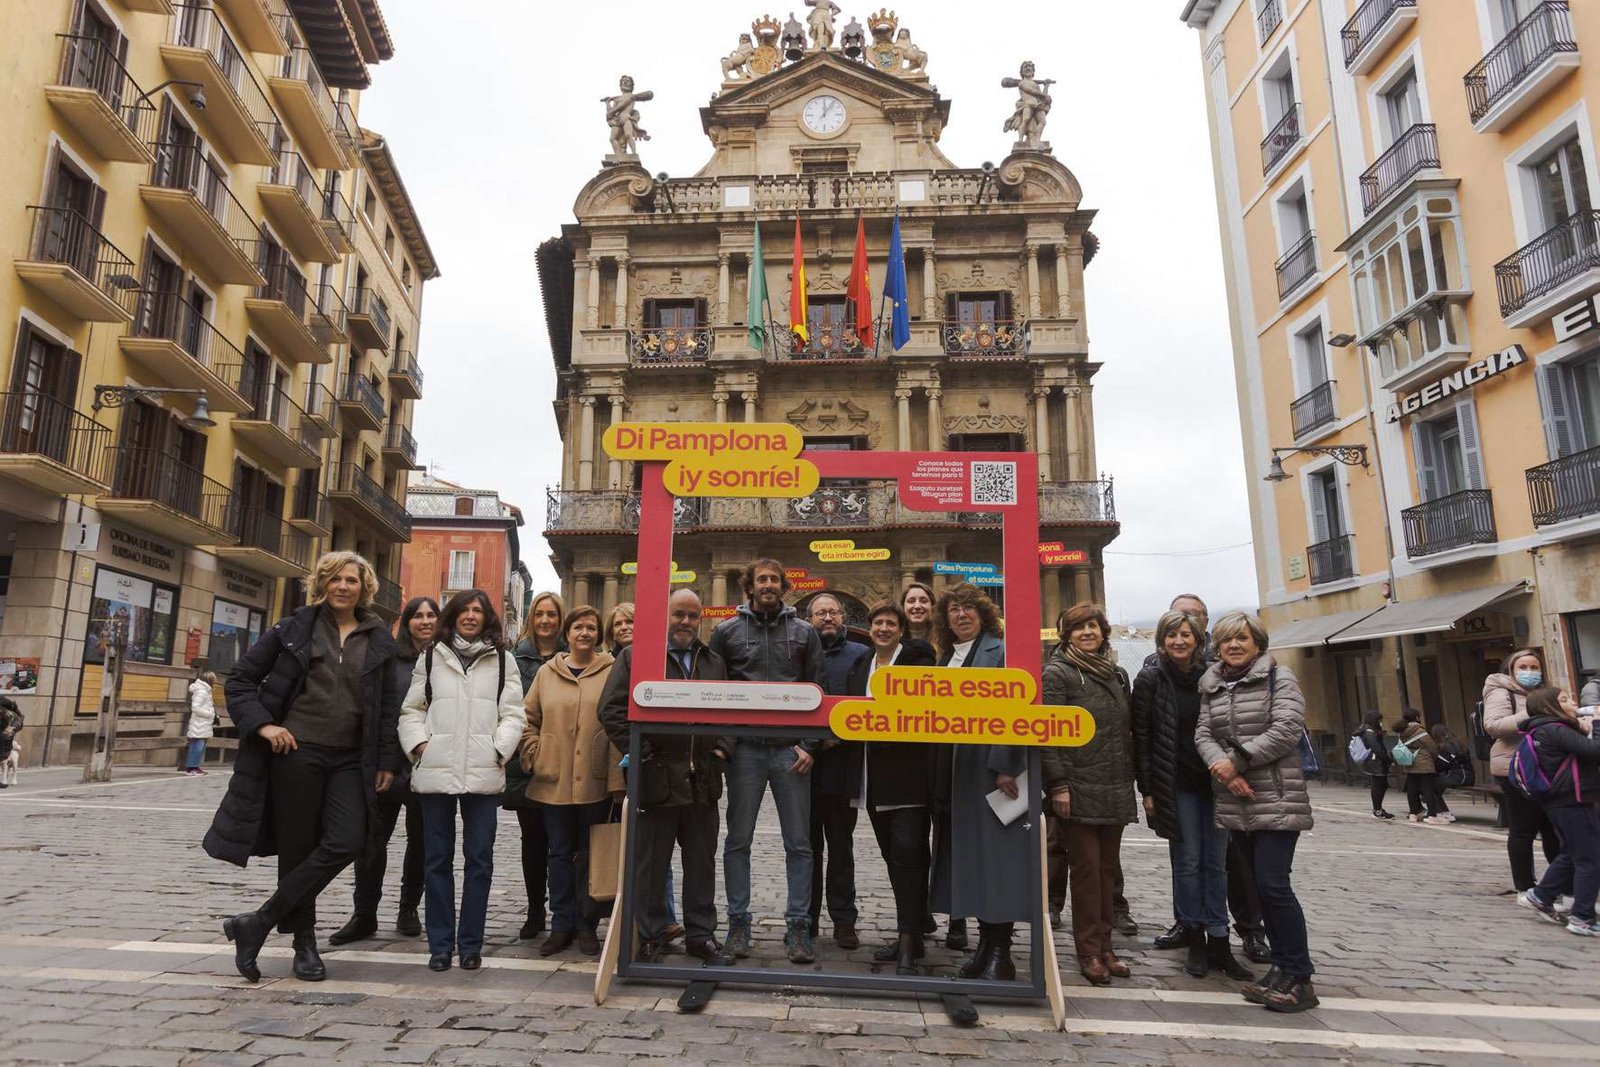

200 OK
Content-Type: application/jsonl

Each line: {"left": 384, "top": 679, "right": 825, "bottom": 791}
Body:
{"left": 1390, "top": 731, "right": 1423, "bottom": 767}
{"left": 1347, "top": 732, "right": 1372, "bottom": 765}
{"left": 1508, "top": 725, "right": 1581, "bottom": 803}
{"left": 1468, "top": 700, "right": 1493, "bottom": 762}
{"left": 424, "top": 644, "right": 507, "bottom": 708}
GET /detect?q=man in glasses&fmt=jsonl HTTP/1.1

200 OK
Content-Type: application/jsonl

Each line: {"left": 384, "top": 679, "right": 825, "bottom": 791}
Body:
{"left": 805, "top": 592, "right": 870, "bottom": 951}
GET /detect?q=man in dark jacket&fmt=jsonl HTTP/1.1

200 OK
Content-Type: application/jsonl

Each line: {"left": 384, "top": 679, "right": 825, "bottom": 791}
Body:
{"left": 709, "top": 558, "right": 826, "bottom": 963}
{"left": 805, "top": 593, "right": 870, "bottom": 949}
{"left": 601, "top": 588, "right": 735, "bottom": 963}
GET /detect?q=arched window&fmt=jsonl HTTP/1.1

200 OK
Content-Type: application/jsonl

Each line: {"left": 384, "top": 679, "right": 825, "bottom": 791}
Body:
{"left": 454, "top": 496, "right": 473, "bottom": 516}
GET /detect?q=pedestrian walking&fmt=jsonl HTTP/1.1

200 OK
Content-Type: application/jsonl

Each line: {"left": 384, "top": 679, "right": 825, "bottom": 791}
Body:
{"left": 507, "top": 591, "right": 565, "bottom": 941}
{"left": 1395, "top": 709, "right": 1448, "bottom": 822}
{"left": 184, "top": 672, "right": 217, "bottom": 775}
{"left": 1042, "top": 602, "right": 1138, "bottom": 985}
{"left": 1515, "top": 688, "right": 1600, "bottom": 937}
{"left": 1353, "top": 709, "right": 1395, "bottom": 819}
{"left": 330, "top": 596, "right": 437, "bottom": 945}
{"left": 1195, "top": 612, "right": 1318, "bottom": 1013}
{"left": 208, "top": 551, "right": 404, "bottom": 984}
{"left": 807, "top": 592, "right": 870, "bottom": 951}
{"left": 1485, "top": 650, "right": 1562, "bottom": 894}
{"left": 519, "top": 606, "right": 622, "bottom": 957}
{"left": 401, "top": 589, "right": 526, "bottom": 972}
{"left": 1131, "top": 610, "right": 1252, "bottom": 981}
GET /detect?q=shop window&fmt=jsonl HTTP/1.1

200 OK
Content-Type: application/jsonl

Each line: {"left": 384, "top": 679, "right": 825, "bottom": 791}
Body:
{"left": 209, "top": 598, "right": 264, "bottom": 674}
{"left": 84, "top": 566, "right": 180, "bottom": 665}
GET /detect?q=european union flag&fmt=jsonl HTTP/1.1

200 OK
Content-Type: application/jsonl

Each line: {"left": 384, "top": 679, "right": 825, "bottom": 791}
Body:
{"left": 883, "top": 214, "right": 911, "bottom": 351}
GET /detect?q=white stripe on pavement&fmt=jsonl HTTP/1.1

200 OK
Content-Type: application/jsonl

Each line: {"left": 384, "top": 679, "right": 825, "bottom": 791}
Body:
{"left": 1061, "top": 1016, "right": 1499, "bottom": 1054}
{"left": 1062, "top": 983, "right": 1600, "bottom": 1022}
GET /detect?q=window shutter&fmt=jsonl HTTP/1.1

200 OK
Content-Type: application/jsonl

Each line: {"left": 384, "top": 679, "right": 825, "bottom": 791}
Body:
{"left": 1537, "top": 363, "right": 1578, "bottom": 459}
{"left": 945, "top": 291, "right": 957, "bottom": 322}
{"left": 998, "top": 290, "right": 1013, "bottom": 323}
{"left": 693, "top": 298, "right": 708, "bottom": 327}
{"left": 1411, "top": 419, "right": 1439, "bottom": 501}
{"left": 1309, "top": 474, "right": 1330, "bottom": 543}
{"left": 642, "top": 298, "right": 658, "bottom": 329}
{"left": 1456, "top": 397, "right": 1485, "bottom": 490}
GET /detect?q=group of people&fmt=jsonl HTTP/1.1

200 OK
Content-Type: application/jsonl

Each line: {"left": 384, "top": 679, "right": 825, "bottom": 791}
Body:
{"left": 200, "top": 551, "right": 1321, "bottom": 1016}
{"left": 1352, "top": 708, "right": 1465, "bottom": 823}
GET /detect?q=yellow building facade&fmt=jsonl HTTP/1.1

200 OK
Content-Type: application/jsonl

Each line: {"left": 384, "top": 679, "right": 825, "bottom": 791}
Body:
{"left": 1184, "top": 0, "right": 1600, "bottom": 754}
{"left": 0, "top": 0, "right": 437, "bottom": 765}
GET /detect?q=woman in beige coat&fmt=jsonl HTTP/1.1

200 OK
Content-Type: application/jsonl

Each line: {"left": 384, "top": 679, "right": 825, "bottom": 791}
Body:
{"left": 519, "top": 606, "right": 622, "bottom": 957}
{"left": 1484, "top": 648, "right": 1560, "bottom": 892}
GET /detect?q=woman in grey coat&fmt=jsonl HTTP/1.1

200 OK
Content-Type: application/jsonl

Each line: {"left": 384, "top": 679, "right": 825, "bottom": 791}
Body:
{"left": 1041, "top": 602, "right": 1136, "bottom": 985}
{"left": 1194, "top": 612, "right": 1316, "bottom": 1014}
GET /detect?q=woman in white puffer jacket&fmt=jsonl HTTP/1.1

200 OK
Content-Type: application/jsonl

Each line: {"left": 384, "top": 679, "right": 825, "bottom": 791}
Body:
{"left": 399, "top": 590, "right": 525, "bottom": 973}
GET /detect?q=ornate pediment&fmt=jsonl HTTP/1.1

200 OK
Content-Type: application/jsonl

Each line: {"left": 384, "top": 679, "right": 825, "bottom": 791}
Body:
{"left": 786, "top": 397, "right": 881, "bottom": 446}
{"left": 702, "top": 51, "right": 947, "bottom": 130}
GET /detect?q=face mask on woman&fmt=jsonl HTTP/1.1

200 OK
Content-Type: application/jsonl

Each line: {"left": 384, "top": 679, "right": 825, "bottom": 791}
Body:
{"left": 1515, "top": 669, "right": 1542, "bottom": 689}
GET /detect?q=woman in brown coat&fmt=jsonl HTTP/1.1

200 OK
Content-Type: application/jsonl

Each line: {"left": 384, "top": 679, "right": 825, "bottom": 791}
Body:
{"left": 519, "top": 606, "right": 623, "bottom": 957}
{"left": 1394, "top": 708, "right": 1448, "bottom": 823}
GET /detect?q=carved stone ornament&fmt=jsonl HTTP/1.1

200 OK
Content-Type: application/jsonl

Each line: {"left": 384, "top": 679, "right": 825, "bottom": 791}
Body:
{"left": 750, "top": 15, "right": 784, "bottom": 75}
{"left": 866, "top": 8, "right": 899, "bottom": 72}
{"left": 722, "top": 33, "right": 755, "bottom": 80}
{"left": 943, "top": 413, "right": 1026, "bottom": 436}
{"left": 786, "top": 397, "right": 880, "bottom": 446}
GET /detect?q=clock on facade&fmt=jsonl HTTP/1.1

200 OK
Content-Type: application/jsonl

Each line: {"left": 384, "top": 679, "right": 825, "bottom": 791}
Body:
{"left": 802, "top": 95, "right": 847, "bottom": 135}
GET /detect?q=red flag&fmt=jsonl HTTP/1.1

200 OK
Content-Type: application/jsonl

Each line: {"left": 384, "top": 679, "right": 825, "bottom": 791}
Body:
{"left": 789, "top": 217, "right": 809, "bottom": 342}
{"left": 846, "top": 215, "right": 874, "bottom": 349}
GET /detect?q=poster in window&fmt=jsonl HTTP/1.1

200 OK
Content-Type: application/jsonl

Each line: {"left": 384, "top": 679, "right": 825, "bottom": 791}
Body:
{"left": 0, "top": 657, "right": 40, "bottom": 695}
{"left": 85, "top": 566, "right": 180, "bottom": 665}
{"left": 148, "top": 587, "right": 174, "bottom": 661}
{"left": 209, "top": 598, "right": 257, "bottom": 674}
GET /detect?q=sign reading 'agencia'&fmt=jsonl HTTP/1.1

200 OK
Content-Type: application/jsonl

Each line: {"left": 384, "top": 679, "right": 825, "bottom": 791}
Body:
{"left": 1385, "top": 345, "right": 1526, "bottom": 423}
{"left": 830, "top": 665, "right": 1095, "bottom": 747}
{"left": 602, "top": 422, "right": 821, "bottom": 497}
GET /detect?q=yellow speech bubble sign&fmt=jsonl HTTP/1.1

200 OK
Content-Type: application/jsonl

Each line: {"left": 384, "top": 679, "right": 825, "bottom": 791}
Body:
{"left": 621, "top": 561, "right": 675, "bottom": 575}
{"left": 661, "top": 456, "right": 820, "bottom": 498}
{"left": 828, "top": 665, "right": 1095, "bottom": 747}
{"left": 809, "top": 538, "right": 855, "bottom": 553}
{"left": 818, "top": 547, "right": 891, "bottom": 563}
{"left": 669, "top": 570, "right": 697, "bottom": 584}
{"left": 603, "top": 422, "right": 820, "bottom": 499}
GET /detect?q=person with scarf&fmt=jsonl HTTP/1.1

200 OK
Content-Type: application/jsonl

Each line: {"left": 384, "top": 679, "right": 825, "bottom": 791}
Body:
{"left": 506, "top": 592, "right": 565, "bottom": 941}
{"left": 400, "top": 590, "right": 526, "bottom": 972}
{"left": 1041, "top": 602, "right": 1137, "bottom": 985}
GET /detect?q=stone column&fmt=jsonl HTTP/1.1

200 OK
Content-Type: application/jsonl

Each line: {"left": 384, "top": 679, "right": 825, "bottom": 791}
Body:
{"left": 1090, "top": 562, "right": 1106, "bottom": 607}
{"left": 711, "top": 570, "right": 728, "bottom": 607}
{"left": 607, "top": 395, "right": 626, "bottom": 488}
{"left": 1063, "top": 386, "right": 1082, "bottom": 482}
{"left": 585, "top": 256, "right": 601, "bottom": 329}
{"left": 900, "top": 566, "right": 916, "bottom": 591}
{"left": 1042, "top": 565, "right": 1062, "bottom": 632}
{"left": 896, "top": 388, "right": 912, "bottom": 449}
{"left": 742, "top": 390, "right": 758, "bottom": 422}
{"left": 1025, "top": 243, "right": 1042, "bottom": 319}
{"left": 1073, "top": 567, "right": 1092, "bottom": 605}
{"left": 922, "top": 248, "right": 938, "bottom": 321}
{"left": 602, "top": 572, "right": 619, "bottom": 619}
{"left": 713, "top": 390, "right": 728, "bottom": 423}
{"left": 1054, "top": 244, "right": 1070, "bottom": 318}
{"left": 612, "top": 254, "right": 629, "bottom": 329}
{"left": 925, "top": 388, "right": 942, "bottom": 451}
{"left": 577, "top": 395, "right": 597, "bottom": 490}
{"left": 717, "top": 252, "right": 732, "bottom": 326}
{"left": 1080, "top": 382, "right": 1098, "bottom": 478}
{"left": 1032, "top": 386, "right": 1053, "bottom": 482}
{"left": 1067, "top": 234, "right": 1087, "bottom": 321}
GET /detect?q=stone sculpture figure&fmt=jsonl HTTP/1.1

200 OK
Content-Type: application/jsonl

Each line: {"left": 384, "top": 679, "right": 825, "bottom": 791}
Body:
{"left": 1001, "top": 61, "right": 1054, "bottom": 150}
{"left": 604, "top": 75, "right": 653, "bottom": 156}
{"left": 722, "top": 33, "right": 755, "bottom": 79}
{"left": 894, "top": 27, "right": 927, "bottom": 72}
{"left": 805, "top": 0, "right": 840, "bottom": 50}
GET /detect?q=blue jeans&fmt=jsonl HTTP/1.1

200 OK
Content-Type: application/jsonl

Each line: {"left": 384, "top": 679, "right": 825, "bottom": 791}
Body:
{"left": 1234, "top": 829, "right": 1312, "bottom": 979}
{"left": 724, "top": 742, "right": 813, "bottom": 925}
{"left": 185, "top": 737, "right": 207, "bottom": 769}
{"left": 544, "top": 798, "right": 614, "bottom": 932}
{"left": 1535, "top": 803, "right": 1600, "bottom": 922}
{"left": 1170, "top": 788, "right": 1229, "bottom": 937}
{"left": 418, "top": 793, "right": 499, "bottom": 957}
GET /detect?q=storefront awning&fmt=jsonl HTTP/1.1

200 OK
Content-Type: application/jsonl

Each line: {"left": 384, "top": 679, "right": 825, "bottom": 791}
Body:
{"left": 1330, "top": 579, "right": 1532, "bottom": 643}
{"left": 1269, "top": 606, "right": 1386, "bottom": 650}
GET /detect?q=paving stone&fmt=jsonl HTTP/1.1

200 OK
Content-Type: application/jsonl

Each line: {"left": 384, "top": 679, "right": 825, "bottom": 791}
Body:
{"left": 149, "top": 1030, "right": 252, "bottom": 1052}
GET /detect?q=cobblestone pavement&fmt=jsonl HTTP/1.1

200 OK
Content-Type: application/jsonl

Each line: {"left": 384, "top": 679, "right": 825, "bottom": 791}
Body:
{"left": 2, "top": 767, "right": 1598, "bottom": 1066}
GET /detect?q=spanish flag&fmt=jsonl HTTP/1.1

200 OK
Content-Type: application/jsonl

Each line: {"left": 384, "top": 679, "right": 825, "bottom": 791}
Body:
{"left": 789, "top": 216, "right": 808, "bottom": 343}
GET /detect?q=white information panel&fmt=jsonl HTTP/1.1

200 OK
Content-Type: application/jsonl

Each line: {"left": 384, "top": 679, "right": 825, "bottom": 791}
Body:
{"left": 632, "top": 680, "right": 822, "bottom": 711}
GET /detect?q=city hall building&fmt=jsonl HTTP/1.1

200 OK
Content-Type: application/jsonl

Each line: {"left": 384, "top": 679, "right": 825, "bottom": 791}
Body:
{"left": 1183, "top": 0, "right": 1600, "bottom": 758}
{"left": 536, "top": 12, "right": 1117, "bottom": 630}
{"left": 0, "top": 0, "right": 436, "bottom": 764}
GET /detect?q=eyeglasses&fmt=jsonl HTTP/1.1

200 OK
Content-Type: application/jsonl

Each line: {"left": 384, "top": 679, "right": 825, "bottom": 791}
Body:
{"left": 812, "top": 609, "right": 844, "bottom": 619}
{"left": 948, "top": 604, "right": 978, "bottom": 616}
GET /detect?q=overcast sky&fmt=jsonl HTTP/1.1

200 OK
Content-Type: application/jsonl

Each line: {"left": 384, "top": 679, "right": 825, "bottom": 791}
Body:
{"left": 360, "top": 1, "right": 1259, "bottom": 624}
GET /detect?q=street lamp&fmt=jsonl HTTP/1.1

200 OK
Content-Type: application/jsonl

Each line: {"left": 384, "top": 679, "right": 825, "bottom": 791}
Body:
{"left": 92, "top": 385, "right": 215, "bottom": 430}
{"left": 1263, "top": 444, "right": 1369, "bottom": 482}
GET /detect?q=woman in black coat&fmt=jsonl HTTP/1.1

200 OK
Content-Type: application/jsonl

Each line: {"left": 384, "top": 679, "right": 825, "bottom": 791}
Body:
{"left": 1355, "top": 709, "right": 1394, "bottom": 820}
{"left": 506, "top": 591, "right": 565, "bottom": 940}
{"left": 843, "top": 601, "right": 939, "bottom": 975}
{"left": 205, "top": 551, "right": 404, "bottom": 984}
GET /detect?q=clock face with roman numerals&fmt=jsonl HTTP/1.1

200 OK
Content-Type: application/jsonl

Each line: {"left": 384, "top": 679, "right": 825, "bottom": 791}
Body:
{"left": 802, "top": 95, "right": 847, "bottom": 135}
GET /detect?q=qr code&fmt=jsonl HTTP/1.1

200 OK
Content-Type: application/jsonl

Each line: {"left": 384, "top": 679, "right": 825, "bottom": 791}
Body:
{"left": 970, "top": 461, "right": 1017, "bottom": 506}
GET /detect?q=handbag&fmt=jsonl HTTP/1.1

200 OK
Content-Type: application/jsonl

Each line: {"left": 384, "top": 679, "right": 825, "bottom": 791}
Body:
{"left": 1298, "top": 728, "right": 1321, "bottom": 779}
{"left": 587, "top": 805, "right": 625, "bottom": 903}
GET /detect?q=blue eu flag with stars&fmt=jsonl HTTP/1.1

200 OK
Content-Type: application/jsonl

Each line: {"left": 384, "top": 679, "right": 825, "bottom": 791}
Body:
{"left": 883, "top": 215, "right": 911, "bottom": 351}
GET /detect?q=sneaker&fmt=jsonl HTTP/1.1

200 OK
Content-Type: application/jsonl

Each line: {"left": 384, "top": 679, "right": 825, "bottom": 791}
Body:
{"left": 725, "top": 919, "right": 751, "bottom": 959}
{"left": 1372, "top": 809, "right": 1394, "bottom": 820}
{"left": 1566, "top": 916, "right": 1600, "bottom": 937}
{"left": 784, "top": 921, "right": 815, "bottom": 964}
{"left": 1518, "top": 890, "right": 1566, "bottom": 925}
{"left": 1435, "top": 812, "right": 1456, "bottom": 823}
{"left": 1407, "top": 813, "right": 1429, "bottom": 823}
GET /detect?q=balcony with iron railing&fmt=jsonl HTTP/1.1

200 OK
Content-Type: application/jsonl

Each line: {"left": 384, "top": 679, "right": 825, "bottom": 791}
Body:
{"left": 387, "top": 349, "right": 423, "bottom": 399}
{"left": 383, "top": 422, "right": 419, "bottom": 469}
{"left": 1402, "top": 489, "right": 1497, "bottom": 558}
{"left": 319, "top": 184, "right": 355, "bottom": 253}
{"left": 259, "top": 148, "right": 338, "bottom": 263}
{"left": 1275, "top": 231, "right": 1318, "bottom": 299}
{"left": 345, "top": 286, "right": 391, "bottom": 350}
{"left": 942, "top": 318, "right": 1026, "bottom": 359}
{"left": 1527, "top": 445, "right": 1600, "bottom": 527}
{"left": 216, "top": 504, "right": 312, "bottom": 577}
{"left": 1257, "top": 0, "right": 1282, "bottom": 45}
{"left": 1342, "top": 0, "right": 1418, "bottom": 74}
{"left": 121, "top": 290, "right": 250, "bottom": 412}
{"left": 1360, "top": 124, "right": 1439, "bottom": 216}
{"left": 232, "top": 381, "right": 320, "bottom": 468}
{"left": 1290, "top": 380, "right": 1336, "bottom": 440}
{"left": 267, "top": 32, "right": 347, "bottom": 170}
{"left": 212, "top": 0, "right": 289, "bottom": 56}
{"left": 141, "top": 141, "right": 264, "bottom": 284}
{"left": 328, "top": 463, "right": 412, "bottom": 541}
{"left": 301, "top": 380, "right": 337, "bottom": 437}
{"left": 332, "top": 99, "right": 359, "bottom": 162}
{"left": 1261, "top": 104, "right": 1303, "bottom": 176}
{"left": 46, "top": 33, "right": 155, "bottom": 163}
{"left": 15, "top": 205, "right": 139, "bottom": 323}
{"left": 0, "top": 391, "right": 113, "bottom": 496}
{"left": 337, "top": 374, "right": 386, "bottom": 433}
{"left": 1465, "top": 2, "right": 1579, "bottom": 132}
{"left": 288, "top": 473, "right": 331, "bottom": 536}
{"left": 373, "top": 576, "right": 404, "bottom": 618}
{"left": 1494, "top": 210, "right": 1600, "bottom": 326}
{"left": 1307, "top": 533, "right": 1355, "bottom": 585}
{"left": 161, "top": 3, "right": 277, "bottom": 165}
{"left": 630, "top": 326, "right": 713, "bottom": 365}
{"left": 245, "top": 261, "right": 334, "bottom": 364}
{"left": 101, "top": 446, "right": 237, "bottom": 545}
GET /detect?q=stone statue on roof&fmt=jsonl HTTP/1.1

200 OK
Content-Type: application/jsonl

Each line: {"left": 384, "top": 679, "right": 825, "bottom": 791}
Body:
{"left": 722, "top": 33, "right": 755, "bottom": 79}
{"left": 604, "top": 75, "right": 652, "bottom": 157}
{"left": 894, "top": 27, "right": 927, "bottom": 73}
{"left": 1002, "top": 60, "right": 1054, "bottom": 151}
{"left": 805, "top": 0, "right": 841, "bottom": 50}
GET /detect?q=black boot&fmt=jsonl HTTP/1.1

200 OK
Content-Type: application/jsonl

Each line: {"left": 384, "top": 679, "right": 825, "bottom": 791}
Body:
{"left": 978, "top": 923, "right": 1016, "bottom": 981}
{"left": 395, "top": 905, "right": 422, "bottom": 937}
{"left": 1207, "top": 934, "right": 1254, "bottom": 981}
{"left": 222, "top": 912, "right": 271, "bottom": 983}
{"left": 292, "top": 931, "right": 326, "bottom": 981}
{"left": 1184, "top": 937, "right": 1209, "bottom": 978}
{"left": 1154, "top": 920, "right": 1196, "bottom": 950}
{"left": 1240, "top": 929, "right": 1271, "bottom": 964}
{"left": 944, "top": 917, "right": 968, "bottom": 951}
{"left": 895, "top": 933, "right": 923, "bottom": 975}
{"left": 956, "top": 924, "right": 994, "bottom": 978}
{"left": 875, "top": 934, "right": 925, "bottom": 962}
{"left": 328, "top": 914, "right": 377, "bottom": 946}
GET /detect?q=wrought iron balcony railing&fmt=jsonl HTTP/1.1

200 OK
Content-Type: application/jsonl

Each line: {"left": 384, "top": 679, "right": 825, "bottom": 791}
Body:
{"left": 1275, "top": 231, "right": 1318, "bottom": 298}
{"left": 328, "top": 462, "right": 411, "bottom": 539}
{"left": 766, "top": 319, "right": 880, "bottom": 360}
{"left": 1258, "top": 0, "right": 1282, "bottom": 45}
{"left": 1342, "top": 0, "right": 1416, "bottom": 69}
{"left": 1527, "top": 445, "right": 1600, "bottom": 526}
{"left": 347, "top": 285, "right": 391, "bottom": 339}
{"left": 1290, "top": 380, "right": 1336, "bottom": 439}
{"left": 238, "top": 378, "right": 318, "bottom": 452}
{"left": 942, "top": 319, "right": 1026, "bottom": 358}
{"left": 20, "top": 205, "right": 140, "bottom": 316}
{"left": 1261, "top": 104, "right": 1303, "bottom": 174}
{"left": 0, "top": 391, "right": 113, "bottom": 484}
{"left": 374, "top": 576, "right": 403, "bottom": 616}
{"left": 388, "top": 349, "right": 424, "bottom": 393}
{"left": 132, "top": 289, "right": 246, "bottom": 387}
{"left": 384, "top": 422, "right": 418, "bottom": 466}
{"left": 147, "top": 141, "right": 262, "bottom": 258}
{"left": 110, "top": 446, "right": 234, "bottom": 534}
{"left": 631, "top": 326, "right": 712, "bottom": 364}
{"left": 53, "top": 33, "right": 155, "bottom": 143}
{"left": 340, "top": 373, "right": 386, "bottom": 427}
{"left": 1307, "top": 533, "right": 1355, "bottom": 585}
{"left": 168, "top": 3, "right": 278, "bottom": 148}
{"left": 1360, "top": 124, "right": 1439, "bottom": 215}
{"left": 231, "top": 504, "right": 311, "bottom": 568}
{"left": 320, "top": 184, "right": 355, "bottom": 245}
{"left": 1495, "top": 210, "right": 1600, "bottom": 318}
{"left": 267, "top": 146, "right": 322, "bottom": 206}
{"left": 1402, "top": 489, "right": 1497, "bottom": 557}
{"left": 277, "top": 39, "right": 338, "bottom": 130}
{"left": 1465, "top": 2, "right": 1578, "bottom": 125}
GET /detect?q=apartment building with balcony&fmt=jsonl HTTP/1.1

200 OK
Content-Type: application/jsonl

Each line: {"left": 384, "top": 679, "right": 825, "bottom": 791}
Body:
{"left": 536, "top": 25, "right": 1118, "bottom": 631}
{"left": 1182, "top": 0, "right": 1600, "bottom": 755}
{"left": 0, "top": 0, "right": 436, "bottom": 765}
{"left": 400, "top": 471, "right": 531, "bottom": 634}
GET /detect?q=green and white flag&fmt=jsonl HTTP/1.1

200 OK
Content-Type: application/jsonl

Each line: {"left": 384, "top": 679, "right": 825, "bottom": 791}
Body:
{"left": 747, "top": 220, "right": 768, "bottom": 353}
